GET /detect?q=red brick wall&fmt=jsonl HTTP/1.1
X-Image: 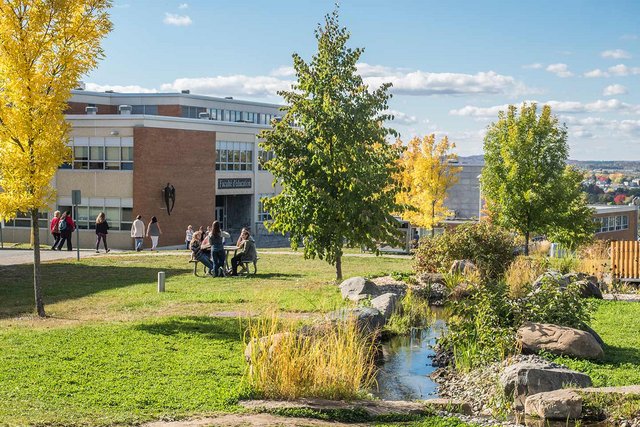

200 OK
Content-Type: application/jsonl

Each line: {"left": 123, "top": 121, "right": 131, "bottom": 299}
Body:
{"left": 158, "top": 105, "right": 182, "bottom": 117}
{"left": 133, "top": 127, "right": 216, "bottom": 247}
{"left": 594, "top": 211, "right": 638, "bottom": 241}
{"left": 66, "top": 102, "right": 117, "bottom": 114}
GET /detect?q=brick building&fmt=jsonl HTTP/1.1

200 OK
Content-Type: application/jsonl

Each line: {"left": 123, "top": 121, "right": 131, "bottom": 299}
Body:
{"left": 592, "top": 205, "right": 639, "bottom": 241}
{"left": 1, "top": 90, "right": 284, "bottom": 249}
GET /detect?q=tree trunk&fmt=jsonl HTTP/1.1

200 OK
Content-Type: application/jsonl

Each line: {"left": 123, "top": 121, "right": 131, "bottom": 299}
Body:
{"left": 431, "top": 200, "right": 436, "bottom": 238}
{"left": 335, "top": 254, "right": 342, "bottom": 282}
{"left": 31, "top": 209, "right": 46, "bottom": 317}
{"left": 524, "top": 230, "right": 530, "bottom": 257}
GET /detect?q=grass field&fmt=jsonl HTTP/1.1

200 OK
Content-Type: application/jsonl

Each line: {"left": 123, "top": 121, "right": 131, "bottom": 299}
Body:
{"left": 0, "top": 251, "right": 415, "bottom": 426}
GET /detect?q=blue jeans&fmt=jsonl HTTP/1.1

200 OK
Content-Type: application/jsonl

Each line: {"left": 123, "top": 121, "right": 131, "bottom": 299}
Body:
{"left": 196, "top": 252, "right": 214, "bottom": 271}
{"left": 135, "top": 238, "right": 144, "bottom": 251}
{"left": 212, "top": 249, "right": 225, "bottom": 276}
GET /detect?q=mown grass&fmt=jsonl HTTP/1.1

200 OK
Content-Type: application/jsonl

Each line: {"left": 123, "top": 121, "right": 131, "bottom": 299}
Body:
{"left": 0, "top": 252, "right": 412, "bottom": 326}
{"left": 554, "top": 300, "right": 640, "bottom": 387}
{"left": 0, "top": 316, "right": 247, "bottom": 426}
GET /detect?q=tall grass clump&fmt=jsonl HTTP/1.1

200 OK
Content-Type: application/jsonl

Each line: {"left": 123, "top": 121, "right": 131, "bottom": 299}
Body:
{"left": 548, "top": 254, "right": 579, "bottom": 274}
{"left": 505, "top": 256, "right": 548, "bottom": 299}
{"left": 385, "top": 288, "right": 433, "bottom": 335}
{"left": 578, "top": 240, "right": 610, "bottom": 282}
{"left": 244, "top": 314, "right": 378, "bottom": 400}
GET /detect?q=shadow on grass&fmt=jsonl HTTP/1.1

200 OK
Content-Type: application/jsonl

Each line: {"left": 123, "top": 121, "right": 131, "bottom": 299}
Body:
{"left": 603, "top": 344, "right": 640, "bottom": 366}
{"left": 0, "top": 262, "right": 186, "bottom": 319}
{"left": 250, "top": 272, "right": 305, "bottom": 279}
{"left": 133, "top": 316, "right": 244, "bottom": 341}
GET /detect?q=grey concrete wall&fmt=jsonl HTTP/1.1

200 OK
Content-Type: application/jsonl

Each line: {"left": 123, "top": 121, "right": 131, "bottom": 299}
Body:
{"left": 444, "top": 164, "right": 483, "bottom": 220}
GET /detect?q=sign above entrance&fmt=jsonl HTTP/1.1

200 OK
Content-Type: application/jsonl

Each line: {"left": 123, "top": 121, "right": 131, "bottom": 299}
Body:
{"left": 218, "top": 178, "right": 252, "bottom": 189}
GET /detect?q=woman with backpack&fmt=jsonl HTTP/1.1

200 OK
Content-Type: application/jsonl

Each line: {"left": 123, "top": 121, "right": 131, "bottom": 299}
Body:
{"left": 50, "top": 211, "right": 62, "bottom": 250}
{"left": 54, "top": 211, "right": 75, "bottom": 251}
{"left": 95, "top": 212, "right": 110, "bottom": 253}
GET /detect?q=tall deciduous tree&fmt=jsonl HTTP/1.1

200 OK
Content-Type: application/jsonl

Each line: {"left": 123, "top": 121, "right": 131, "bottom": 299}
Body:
{"left": 260, "top": 9, "right": 401, "bottom": 280}
{"left": 481, "top": 103, "right": 594, "bottom": 255}
{"left": 0, "top": 0, "right": 112, "bottom": 317}
{"left": 395, "top": 135, "right": 461, "bottom": 236}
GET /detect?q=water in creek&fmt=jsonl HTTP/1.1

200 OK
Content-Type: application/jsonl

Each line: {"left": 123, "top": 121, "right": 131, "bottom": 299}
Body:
{"left": 373, "top": 316, "right": 447, "bottom": 400}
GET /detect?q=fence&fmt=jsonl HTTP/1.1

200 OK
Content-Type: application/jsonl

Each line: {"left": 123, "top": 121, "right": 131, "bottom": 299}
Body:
{"left": 610, "top": 240, "right": 640, "bottom": 280}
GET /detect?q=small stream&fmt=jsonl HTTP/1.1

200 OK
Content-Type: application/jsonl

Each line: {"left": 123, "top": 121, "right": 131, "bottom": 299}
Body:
{"left": 373, "top": 313, "right": 447, "bottom": 400}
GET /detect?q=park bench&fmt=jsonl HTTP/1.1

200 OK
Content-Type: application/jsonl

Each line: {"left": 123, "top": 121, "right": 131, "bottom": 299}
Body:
{"left": 188, "top": 258, "right": 209, "bottom": 277}
{"left": 238, "top": 257, "right": 259, "bottom": 275}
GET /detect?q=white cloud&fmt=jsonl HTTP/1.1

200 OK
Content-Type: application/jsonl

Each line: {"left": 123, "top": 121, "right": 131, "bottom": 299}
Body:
{"left": 601, "top": 49, "right": 632, "bottom": 59}
{"left": 163, "top": 13, "right": 192, "bottom": 26}
{"left": 84, "top": 83, "right": 157, "bottom": 93}
{"left": 545, "top": 63, "right": 574, "bottom": 78}
{"left": 270, "top": 66, "right": 296, "bottom": 77}
{"left": 160, "top": 75, "right": 291, "bottom": 97}
{"left": 384, "top": 109, "right": 418, "bottom": 125}
{"left": 522, "top": 63, "right": 543, "bottom": 69}
{"left": 449, "top": 99, "right": 640, "bottom": 117}
{"left": 603, "top": 84, "right": 628, "bottom": 96}
{"left": 608, "top": 64, "right": 640, "bottom": 76}
{"left": 178, "top": 3, "right": 189, "bottom": 9}
{"left": 584, "top": 69, "right": 608, "bottom": 78}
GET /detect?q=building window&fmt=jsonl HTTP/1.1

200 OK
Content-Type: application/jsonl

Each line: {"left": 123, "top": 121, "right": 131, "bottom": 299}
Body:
{"left": 257, "top": 195, "right": 272, "bottom": 222}
{"left": 131, "top": 105, "right": 159, "bottom": 115}
{"left": 57, "top": 204, "right": 132, "bottom": 231}
{"left": 596, "top": 214, "right": 629, "bottom": 233}
{"left": 4, "top": 211, "right": 48, "bottom": 228}
{"left": 216, "top": 141, "right": 253, "bottom": 171}
{"left": 258, "top": 149, "right": 274, "bottom": 170}
{"left": 64, "top": 136, "right": 134, "bottom": 171}
{"left": 181, "top": 105, "right": 206, "bottom": 119}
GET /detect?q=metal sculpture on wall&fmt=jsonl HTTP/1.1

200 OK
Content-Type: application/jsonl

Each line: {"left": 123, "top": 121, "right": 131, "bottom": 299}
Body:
{"left": 163, "top": 183, "right": 176, "bottom": 215}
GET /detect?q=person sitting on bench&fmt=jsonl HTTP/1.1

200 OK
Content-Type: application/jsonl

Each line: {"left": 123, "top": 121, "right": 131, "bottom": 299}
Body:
{"left": 190, "top": 231, "right": 215, "bottom": 275}
{"left": 230, "top": 229, "right": 257, "bottom": 276}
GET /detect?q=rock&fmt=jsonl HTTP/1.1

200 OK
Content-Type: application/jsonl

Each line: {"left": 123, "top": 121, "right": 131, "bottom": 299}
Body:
{"left": 244, "top": 332, "right": 295, "bottom": 363}
{"left": 370, "top": 293, "right": 399, "bottom": 321}
{"left": 581, "top": 324, "right": 605, "bottom": 347}
{"left": 500, "top": 361, "right": 592, "bottom": 410}
{"left": 574, "top": 279, "right": 604, "bottom": 299}
{"left": 450, "top": 259, "right": 477, "bottom": 275}
{"left": 339, "top": 276, "right": 379, "bottom": 302}
{"left": 525, "top": 389, "right": 582, "bottom": 420}
{"left": 326, "top": 307, "right": 385, "bottom": 332}
{"left": 422, "top": 398, "right": 473, "bottom": 415}
{"left": 450, "top": 282, "right": 473, "bottom": 301}
{"left": 532, "top": 271, "right": 570, "bottom": 290}
{"left": 518, "top": 322, "right": 604, "bottom": 360}
{"left": 532, "top": 272, "right": 603, "bottom": 299}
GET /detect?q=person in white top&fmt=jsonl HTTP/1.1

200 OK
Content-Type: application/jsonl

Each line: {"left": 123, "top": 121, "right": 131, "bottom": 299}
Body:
{"left": 130, "top": 215, "right": 145, "bottom": 251}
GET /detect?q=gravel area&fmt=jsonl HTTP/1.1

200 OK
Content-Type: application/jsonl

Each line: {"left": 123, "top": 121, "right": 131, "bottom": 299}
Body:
{"left": 603, "top": 293, "right": 640, "bottom": 302}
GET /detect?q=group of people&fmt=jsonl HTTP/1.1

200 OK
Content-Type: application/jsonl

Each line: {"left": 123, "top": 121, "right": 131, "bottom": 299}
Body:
{"left": 130, "top": 215, "right": 162, "bottom": 251}
{"left": 186, "top": 222, "right": 257, "bottom": 277}
{"left": 49, "top": 211, "right": 111, "bottom": 253}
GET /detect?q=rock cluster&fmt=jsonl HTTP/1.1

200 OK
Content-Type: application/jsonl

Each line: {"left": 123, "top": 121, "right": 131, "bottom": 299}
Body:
{"left": 532, "top": 271, "right": 603, "bottom": 299}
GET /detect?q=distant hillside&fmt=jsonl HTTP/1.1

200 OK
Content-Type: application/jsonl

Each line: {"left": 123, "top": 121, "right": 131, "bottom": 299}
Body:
{"left": 568, "top": 160, "right": 640, "bottom": 172}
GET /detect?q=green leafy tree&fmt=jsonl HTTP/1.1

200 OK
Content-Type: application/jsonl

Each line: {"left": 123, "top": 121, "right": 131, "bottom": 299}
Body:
{"left": 260, "top": 9, "right": 401, "bottom": 280}
{"left": 481, "top": 103, "right": 594, "bottom": 255}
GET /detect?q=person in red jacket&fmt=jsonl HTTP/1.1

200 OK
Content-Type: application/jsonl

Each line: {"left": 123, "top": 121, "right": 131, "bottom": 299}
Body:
{"left": 49, "top": 210, "right": 62, "bottom": 250}
{"left": 53, "top": 211, "right": 76, "bottom": 251}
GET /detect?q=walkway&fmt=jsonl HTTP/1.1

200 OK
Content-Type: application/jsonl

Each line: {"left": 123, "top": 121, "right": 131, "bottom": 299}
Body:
{"left": 0, "top": 249, "right": 103, "bottom": 266}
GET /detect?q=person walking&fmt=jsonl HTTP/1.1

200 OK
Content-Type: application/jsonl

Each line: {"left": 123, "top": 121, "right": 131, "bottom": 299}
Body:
{"left": 146, "top": 216, "right": 162, "bottom": 251}
{"left": 130, "top": 215, "right": 145, "bottom": 251}
{"left": 50, "top": 210, "right": 62, "bottom": 250}
{"left": 55, "top": 211, "right": 75, "bottom": 251}
{"left": 185, "top": 225, "right": 193, "bottom": 250}
{"left": 95, "top": 212, "right": 110, "bottom": 253}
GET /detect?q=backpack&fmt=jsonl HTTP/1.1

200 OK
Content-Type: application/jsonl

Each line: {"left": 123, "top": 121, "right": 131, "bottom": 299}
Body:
{"left": 59, "top": 219, "right": 68, "bottom": 232}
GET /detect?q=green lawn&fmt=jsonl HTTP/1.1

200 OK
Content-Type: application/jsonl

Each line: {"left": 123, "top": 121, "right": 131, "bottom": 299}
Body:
{"left": 0, "top": 252, "right": 415, "bottom": 426}
{"left": 554, "top": 300, "right": 640, "bottom": 387}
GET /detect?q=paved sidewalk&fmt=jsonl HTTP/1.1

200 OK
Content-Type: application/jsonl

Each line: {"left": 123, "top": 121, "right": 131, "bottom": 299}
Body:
{"left": 0, "top": 249, "right": 102, "bottom": 266}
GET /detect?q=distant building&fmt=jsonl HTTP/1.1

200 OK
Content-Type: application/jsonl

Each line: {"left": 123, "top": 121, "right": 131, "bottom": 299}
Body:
{"left": 444, "top": 159, "right": 483, "bottom": 221}
{"left": 591, "top": 205, "right": 638, "bottom": 241}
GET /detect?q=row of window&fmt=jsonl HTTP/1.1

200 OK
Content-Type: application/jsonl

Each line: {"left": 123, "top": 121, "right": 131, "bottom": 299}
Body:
{"left": 595, "top": 215, "right": 629, "bottom": 233}
{"left": 216, "top": 141, "right": 253, "bottom": 171}
{"left": 257, "top": 194, "right": 272, "bottom": 222}
{"left": 60, "top": 137, "right": 134, "bottom": 171}
{"left": 6, "top": 207, "right": 133, "bottom": 231}
{"left": 181, "top": 105, "right": 277, "bottom": 124}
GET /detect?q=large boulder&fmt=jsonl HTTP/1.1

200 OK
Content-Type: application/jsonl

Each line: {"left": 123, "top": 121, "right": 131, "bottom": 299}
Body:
{"left": 449, "top": 260, "right": 477, "bottom": 275}
{"left": 339, "top": 277, "right": 379, "bottom": 302}
{"left": 370, "top": 293, "right": 399, "bottom": 321}
{"left": 532, "top": 272, "right": 603, "bottom": 299}
{"left": 326, "top": 307, "right": 385, "bottom": 332}
{"left": 525, "top": 389, "right": 582, "bottom": 420}
{"left": 412, "top": 273, "right": 448, "bottom": 305}
{"left": 500, "top": 361, "right": 592, "bottom": 410}
{"left": 518, "top": 322, "right": 604, "bottom": 360}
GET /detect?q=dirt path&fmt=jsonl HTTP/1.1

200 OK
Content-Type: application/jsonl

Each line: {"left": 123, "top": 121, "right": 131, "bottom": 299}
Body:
{"left": 144, "top": 413, "right": 367, "bottom": 427}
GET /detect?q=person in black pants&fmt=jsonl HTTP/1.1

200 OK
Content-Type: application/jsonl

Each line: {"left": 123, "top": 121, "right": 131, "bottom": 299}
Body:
{"left": 95, "top": 212, "right": 110, "bottom": 253}
{"left": 54, "top": 211, "right": 75, "bottom": 251}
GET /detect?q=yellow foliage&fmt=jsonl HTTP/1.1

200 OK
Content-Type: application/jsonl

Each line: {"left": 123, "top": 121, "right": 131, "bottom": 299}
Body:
{"left": 395, "top": 134, "right": 461, "bottom": 229}
{"left": 0, "top": 0, "right": 112, "bottom": 221}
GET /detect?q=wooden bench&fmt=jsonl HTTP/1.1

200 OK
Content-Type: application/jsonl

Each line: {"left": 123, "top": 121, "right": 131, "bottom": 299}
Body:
{"left": 238, "top": 257, "right": 259, "bottom": 275}
{"left": 188, "top": 259, "right": 209, "bottom": 277}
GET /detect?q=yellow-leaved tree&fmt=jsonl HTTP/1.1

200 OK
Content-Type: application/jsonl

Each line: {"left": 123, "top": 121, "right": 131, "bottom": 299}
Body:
{"left": 395, "top": 135, "right": 461, "bottom": 236}
{"left": 0, "top": 0, "right": 112, "bottom": 317}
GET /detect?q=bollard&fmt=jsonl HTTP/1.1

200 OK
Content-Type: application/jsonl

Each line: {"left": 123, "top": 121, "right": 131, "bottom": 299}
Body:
{"left": 158, "top": 271, "right": 165, "bottom": 293}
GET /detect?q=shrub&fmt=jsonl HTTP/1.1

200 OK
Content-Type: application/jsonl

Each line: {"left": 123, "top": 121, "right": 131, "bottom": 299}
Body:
{"left": 548, "top": 255, "right": 579, "bottom": 274}
{"left": 505, "top": 256, "right": 549, "bottom": 299}
{"left": 384, "top": 288, "right": 433, "bottom": 335}
{"left": 578, "top": 240, "right": 610, "bottom": 282}
{"left": 414, "top": 222, "right": 516, "bottom": 281}
{"left": 244, "top": 314, "right": 377, "bottom": 400}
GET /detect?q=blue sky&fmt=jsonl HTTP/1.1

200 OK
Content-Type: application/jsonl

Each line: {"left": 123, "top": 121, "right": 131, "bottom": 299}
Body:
{"left": 86, "top": 0, "right": 640, "bottom": 160}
